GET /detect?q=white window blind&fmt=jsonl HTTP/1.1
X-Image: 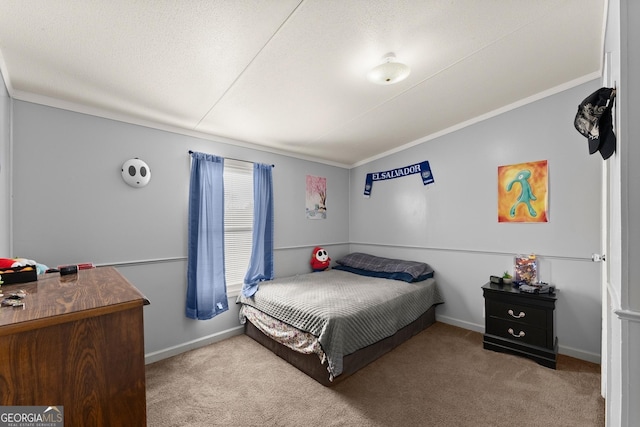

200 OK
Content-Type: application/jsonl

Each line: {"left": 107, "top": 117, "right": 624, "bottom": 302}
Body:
{"left": 223, "top": 160, "right": 253, "bottom": 295}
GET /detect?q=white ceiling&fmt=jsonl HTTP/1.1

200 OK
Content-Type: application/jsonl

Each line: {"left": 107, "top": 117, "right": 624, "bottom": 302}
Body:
{"left": 0, "top": 0, "right": 606, "bottom": 167}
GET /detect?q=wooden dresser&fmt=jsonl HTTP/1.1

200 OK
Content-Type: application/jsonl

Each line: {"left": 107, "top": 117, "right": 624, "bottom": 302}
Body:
{"left": 482, "top": 282, "right": 558, "bottom": 369}
{"left": 0, "top": 267, "right": 149, "bottom": 426}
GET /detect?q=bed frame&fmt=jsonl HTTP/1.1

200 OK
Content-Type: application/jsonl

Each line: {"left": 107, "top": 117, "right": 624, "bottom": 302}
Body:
{"left": 244, "top": 304, "right": 437, "bottom": 386}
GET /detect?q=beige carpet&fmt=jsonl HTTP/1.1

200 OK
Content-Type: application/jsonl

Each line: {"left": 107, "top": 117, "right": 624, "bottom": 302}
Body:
{"left": 146, "top": 322, "right": 604, "bottom": 427}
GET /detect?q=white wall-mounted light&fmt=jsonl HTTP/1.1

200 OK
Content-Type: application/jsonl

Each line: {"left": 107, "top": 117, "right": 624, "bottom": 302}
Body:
{"left": 121, "top": 158, "right": 151, "bottom": 188}
{"left": 367, "top": 53, "right": 411, "bottom": 85}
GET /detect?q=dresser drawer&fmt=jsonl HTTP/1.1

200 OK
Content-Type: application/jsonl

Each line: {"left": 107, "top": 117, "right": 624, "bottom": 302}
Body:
{"left": 486, "top": 317, "right": 548, "bottom": 348}
{"left": 486, "top": 298, "right": 547, "bottom": 328}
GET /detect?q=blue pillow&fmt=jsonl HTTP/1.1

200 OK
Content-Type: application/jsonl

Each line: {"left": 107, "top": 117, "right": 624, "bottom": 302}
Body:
{"left": 334, "top": 262, "right": 434, "bottom": 283}
{"left": 336, "top": 252, "right": 433, "bottom": 282}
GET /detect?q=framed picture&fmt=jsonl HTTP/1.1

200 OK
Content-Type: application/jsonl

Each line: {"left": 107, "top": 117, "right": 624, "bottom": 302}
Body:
{"left": 498, "top": 160, "right": 548, "bottom": 223}
{"left": 306, "top": 175, "right": 327, "bottom": 219}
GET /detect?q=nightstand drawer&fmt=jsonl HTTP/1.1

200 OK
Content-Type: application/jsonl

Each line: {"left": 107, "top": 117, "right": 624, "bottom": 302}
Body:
{"left": 486, "top": 299, "right": 546, "bottom": 327}
{"left": 486, "top": 317, "right": 548, "bottom": 348}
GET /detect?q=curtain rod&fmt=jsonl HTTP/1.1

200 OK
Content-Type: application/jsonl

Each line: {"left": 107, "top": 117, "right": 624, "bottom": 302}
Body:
{"left": 188, "top": 150, "right": 274, "bottom": 168}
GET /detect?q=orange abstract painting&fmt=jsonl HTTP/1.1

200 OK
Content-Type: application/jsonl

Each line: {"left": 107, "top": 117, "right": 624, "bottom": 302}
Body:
{"left": 498, "top": 160, "right": 548, "bottom": 223}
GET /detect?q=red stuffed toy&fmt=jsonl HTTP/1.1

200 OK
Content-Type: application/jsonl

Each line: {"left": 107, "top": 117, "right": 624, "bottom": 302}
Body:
{"left": 310, "top": 247, "right": 331, "bottom": 272}
{"left": 0, "top": 258, "right": 16, "bottom": 269}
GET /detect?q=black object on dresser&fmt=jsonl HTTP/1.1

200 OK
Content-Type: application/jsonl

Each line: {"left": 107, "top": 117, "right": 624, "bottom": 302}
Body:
{"left": 482, "top": 282, "right": 558, "bottom": 369}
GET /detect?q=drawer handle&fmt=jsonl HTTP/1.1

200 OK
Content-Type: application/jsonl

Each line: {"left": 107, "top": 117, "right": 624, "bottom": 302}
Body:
{"left": 508, "top": 328, "right": 525, "bottom": 338}
{"left": 508, "top": 309, "right": 525, "bottom": 319}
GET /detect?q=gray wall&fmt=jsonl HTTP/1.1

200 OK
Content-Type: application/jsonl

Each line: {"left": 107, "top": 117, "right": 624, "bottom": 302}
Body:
{"left": 0, "top": 72, "right": 10, "bottom": 256}
{"left": 350, "top": 80, "right": 603, "bottom": 361}
{"left": 9, "top": 80, "right": 603, "bottom": 364}
{"left": 10, "top": 101, "right": 350, "bottom": 361}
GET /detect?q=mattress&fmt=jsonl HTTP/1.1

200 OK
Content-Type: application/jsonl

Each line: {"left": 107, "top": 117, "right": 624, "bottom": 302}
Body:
{"left": 237, "top": 268, "right": 444, "bottom": 380}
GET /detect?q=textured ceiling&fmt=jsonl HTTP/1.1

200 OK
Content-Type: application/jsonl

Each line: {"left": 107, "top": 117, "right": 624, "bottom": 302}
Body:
{"left": 0, "top": 0, "right": 606, "bottom": 167}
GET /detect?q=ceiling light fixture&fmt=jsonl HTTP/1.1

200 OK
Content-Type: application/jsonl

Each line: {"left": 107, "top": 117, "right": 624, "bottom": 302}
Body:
{"left": 367, "top": 52, "right": 411, "bottom": 85}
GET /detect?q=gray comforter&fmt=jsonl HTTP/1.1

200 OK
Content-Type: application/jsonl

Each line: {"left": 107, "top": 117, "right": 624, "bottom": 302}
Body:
{"left": 237, "top": 269, "right": 444, "bottom": 379}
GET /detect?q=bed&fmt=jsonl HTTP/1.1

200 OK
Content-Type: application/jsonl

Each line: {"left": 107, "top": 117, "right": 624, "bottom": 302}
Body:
{"left": 236, "top": 253, "right": 444, "bottom": 386}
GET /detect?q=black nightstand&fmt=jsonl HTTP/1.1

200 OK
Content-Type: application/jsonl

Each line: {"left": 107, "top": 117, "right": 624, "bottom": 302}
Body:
{"left": 482, "top": 282, "right": 558, "bottom": 369}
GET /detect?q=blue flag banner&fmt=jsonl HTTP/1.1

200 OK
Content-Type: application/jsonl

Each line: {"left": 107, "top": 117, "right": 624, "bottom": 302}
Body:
{"left": 364, "top": 161, "right": 434, "bottom": 197}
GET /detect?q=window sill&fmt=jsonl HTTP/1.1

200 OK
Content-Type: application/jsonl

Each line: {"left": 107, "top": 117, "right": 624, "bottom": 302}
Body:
{"left": 227, "top": 285, "right": 242, "bottom": 299}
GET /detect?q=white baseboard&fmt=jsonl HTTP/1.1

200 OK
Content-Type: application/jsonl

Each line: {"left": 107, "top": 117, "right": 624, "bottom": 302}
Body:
{"left": 558, "top": 344, "right": 601, "bottom": 364}
{"left": 144, "top": 316, "right": 602, "bottom": 366}
{"left": 144, "top": 325, "right": 244, "bottom": 365}
{"left": 436, "top": 315, "right": 601, "bottom": 364}
{"left": 436, "top": 315, "right": 484, "bottom": 333}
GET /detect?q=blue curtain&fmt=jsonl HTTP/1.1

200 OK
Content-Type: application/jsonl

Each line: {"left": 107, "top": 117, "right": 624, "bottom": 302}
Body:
{"left": 242, "top": 163, "right": 274, "bottom": 297}
{"left": 186, "top": 152, "right": 229, "bottom": 320}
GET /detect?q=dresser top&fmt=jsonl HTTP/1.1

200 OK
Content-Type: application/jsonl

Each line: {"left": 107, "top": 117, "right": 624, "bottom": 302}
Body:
{"left": 482, "top": 281, "right": 557, "bottom": 301}
{"left": 0, "top": 267, "right": 148, "bottom": 334}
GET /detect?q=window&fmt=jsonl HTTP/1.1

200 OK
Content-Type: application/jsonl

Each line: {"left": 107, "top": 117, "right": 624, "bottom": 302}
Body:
{"left": 223, "top": 160, "right": 253, "bottom": 296}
